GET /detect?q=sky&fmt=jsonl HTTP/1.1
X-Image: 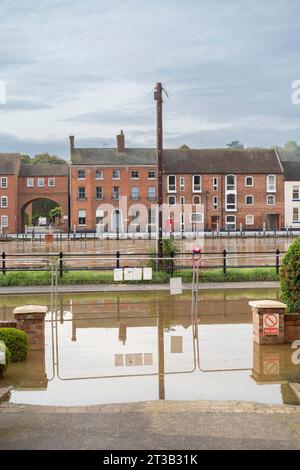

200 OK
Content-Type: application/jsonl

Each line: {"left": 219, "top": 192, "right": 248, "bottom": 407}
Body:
{"left": 0, "top": 0, "right": 300, "bottom": 159}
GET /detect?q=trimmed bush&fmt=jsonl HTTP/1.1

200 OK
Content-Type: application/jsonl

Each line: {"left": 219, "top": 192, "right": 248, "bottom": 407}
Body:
{"left": 0, "top": 344, "right": 11, "bottom": 377}
{"left": 280, "top": 236, "right": 300, "bottom": 313}
{"left": 0, "top": 328, "right": 29, "bottom": 362}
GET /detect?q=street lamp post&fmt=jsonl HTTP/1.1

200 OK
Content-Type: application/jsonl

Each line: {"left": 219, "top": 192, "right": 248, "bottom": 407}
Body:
{"left": 154, "top": 82, "right": 163, "bottom": 265}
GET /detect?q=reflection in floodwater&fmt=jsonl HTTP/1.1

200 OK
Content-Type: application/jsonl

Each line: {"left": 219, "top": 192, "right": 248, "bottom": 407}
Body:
{"left": 1, "top": 289, "right": 300, "bottom": 406}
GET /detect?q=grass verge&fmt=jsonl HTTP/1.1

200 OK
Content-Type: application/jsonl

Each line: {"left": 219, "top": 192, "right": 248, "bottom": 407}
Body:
{"left": 0, "top": 267, "right": 278, "bottom": 287}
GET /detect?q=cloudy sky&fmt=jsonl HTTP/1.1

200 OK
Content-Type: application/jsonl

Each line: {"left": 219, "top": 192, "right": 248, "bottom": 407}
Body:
{"left": 0, "top": 0, "right": 300, "bottom": 159}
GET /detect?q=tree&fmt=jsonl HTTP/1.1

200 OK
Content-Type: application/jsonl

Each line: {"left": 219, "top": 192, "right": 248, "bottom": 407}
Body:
{"left": 20, "top": 154, "right": 31, "bottom": 164}
{"left": 280, "top": 236, "right": 300, "bottom": 312}
{"left": 31, "top": 153, "right": 66, "bottom": 165}
{"left": 226, "top": 140, "right": 244, "bottom": 149}
{"left": 49, "top": 206, "right": 62, "bottom": 224}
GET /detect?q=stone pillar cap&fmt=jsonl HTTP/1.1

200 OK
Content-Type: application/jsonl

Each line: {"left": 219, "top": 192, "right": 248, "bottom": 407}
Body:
{"left": 13, "top": 305, "right": 48, "bottom": 315}
{"left": 248, "top": 300, "right": 287, "bottom": 309}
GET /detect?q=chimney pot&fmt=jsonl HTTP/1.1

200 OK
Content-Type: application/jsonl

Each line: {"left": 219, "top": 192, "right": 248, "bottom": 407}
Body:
{"left": 117, "top": 130, "right": 125, "bottom": 153}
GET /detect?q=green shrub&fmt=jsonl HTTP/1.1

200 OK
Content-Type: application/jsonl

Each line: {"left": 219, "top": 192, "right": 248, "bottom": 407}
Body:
{"left": 280, "top": 236, "right": 300, "bottom": 313}
{"left": 0, "top": 328, "right": 29, "bottom": 362}
{"left": 148, "top": 237, "right": 177, "bottom": 272}
{"left": 0, "top": 344, "right": 11, "bottom": 376}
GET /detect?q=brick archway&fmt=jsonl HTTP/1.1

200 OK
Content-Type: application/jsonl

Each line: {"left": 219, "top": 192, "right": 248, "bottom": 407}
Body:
{"left": 19, "top": 195, "right": 68, "bottom": 232}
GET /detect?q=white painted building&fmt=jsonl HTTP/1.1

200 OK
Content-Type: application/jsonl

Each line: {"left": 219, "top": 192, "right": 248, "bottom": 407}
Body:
{"left": 282, "top": 161, "right": 300, "bottom": 229}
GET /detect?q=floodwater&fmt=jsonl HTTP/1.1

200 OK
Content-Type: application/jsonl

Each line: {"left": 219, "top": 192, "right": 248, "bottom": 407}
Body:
{"left": 0, "top": 237, "right": 295, "bottom": 268}
{"left": 1, "top": 288, "right": 300, "bottom": 406}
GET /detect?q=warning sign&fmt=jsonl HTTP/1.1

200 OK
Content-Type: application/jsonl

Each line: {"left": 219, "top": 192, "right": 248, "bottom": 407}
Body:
{"left": 263, "top": 353, "right": 280, "bottom": 376}
{"left": 263, "top": 313, "right": 280, "bottom": 336}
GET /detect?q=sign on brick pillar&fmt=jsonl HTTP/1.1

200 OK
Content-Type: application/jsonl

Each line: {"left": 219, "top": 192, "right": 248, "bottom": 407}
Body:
{"left": 13, "top": 305, "right": 47, "bottom": 351}
{"left": 249, "top": 300, "right": 287, "bottom": 345}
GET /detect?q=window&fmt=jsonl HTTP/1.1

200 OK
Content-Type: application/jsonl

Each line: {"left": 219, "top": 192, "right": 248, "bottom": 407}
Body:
{"left": 245, "top": 176, "right": 253, "bottom": 187}
{"left": 190, "top": 213, "right": 203, "bottom": 223}
{"left": 148, "top": 170, "right": 156, "bottom": 179}
{"left": 193, "top": 195, "right": 201, "bottom": 205}
{"left": 180, "top": 196, "right": 185, "bottom": 205}
{"left": 27, "top": 178, "right": 34, "bottom": 188}
{"left": 246, "top": 214, "right": 254, "bottom": 225}
{"left": 1, "top": 196, "right": 8, "bottom": 208}
{"left": 267, "top": 195, "right": 275, "bottom": 205}
{"left": 293, "top": 208, "right": 300, "bottom": 222}
{"left": 95, "top": 187, "right": 103, "bottom": 199}
{"left": 180, "top": 212, "right": 185, "bottom": 232}
{"left": 148, "top": 208, "right": 156, "bottom": 224}
{"left": 96, "top": 209, "right": 104, "bottom": 225}
{"left": 78, "top": 210, "right": 86, "bottom": 225}
{"left": 131, "top": 187, "right": 139, "bottom": 200}
{"left": 112, "top": 169, "right": 120, "bottom": 179}
{"left": 226, "top": 193, "right": 236, "bottom": 211}
{"left": 0, "top": 177, "right": 8, "bottom": 188}
{"left": 131, "top": 170, "right": 139, "bottom": 179}
{"left": 131, "top": 209, "right": 140, "bottom": 225}
{"left": 1, "top": 215, "right": 8, "bottom": 228}
{"left": 213, "top": 177, "right": 218, "bottom": 191}
{"left": 147, "top": 187, "right": 156, "bottom": 200}
{"left": 225, "top": 215, "right": 236, "bottom": 230}
{"left": 293, "top": 185, "right": 300, "bottom": 200}
{"left": 168, "top": 195, "right": 176, "bottom": 206}
{"left": 78, "top": 187, "right": 86, "bottom": 199}
{"left": 167, "top": 175, "right": 176, "bottom": 192}
{"left": 48, "top": 177, "right": 55, "bottom": 187}
{"left": 78, "top": 169, "right": 85, "bottom": 179}
{"left": 267, "top": 174, "right": 276, "bottom": 192}
{"left": 192, "top": 175, "right": 201, "bottom": 192}
{"left": 180, "top": 177, "right": 185, "bottom": 191}
{"left": 112, "top": 187, "right": 119, "bottom": 200}
{"left": 95, "top": 169, "right": 103, "bottom": 180}
{"left": 245, "top": 195, "right": 254, "bottom": 205}
{"left": 213, "top": 196, "right": 218, "bottom": 210}
{"left": 37, "top": 178, "right": 44, "bottom": 188}
{"left": 226, "top": 174, "right": 236, "bottom": 191}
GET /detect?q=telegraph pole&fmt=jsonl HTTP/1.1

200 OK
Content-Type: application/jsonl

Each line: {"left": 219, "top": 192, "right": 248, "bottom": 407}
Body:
{"left": 154, "top": 82, "right": 163, "bottom": 262}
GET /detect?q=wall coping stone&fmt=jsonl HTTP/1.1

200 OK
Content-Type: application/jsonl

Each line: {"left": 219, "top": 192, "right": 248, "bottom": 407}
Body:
{"left": 13, "top": 305, "right": 48, "bottom": 315}
{"left": 249, "top": 300, "right": 287, "bottom": 309}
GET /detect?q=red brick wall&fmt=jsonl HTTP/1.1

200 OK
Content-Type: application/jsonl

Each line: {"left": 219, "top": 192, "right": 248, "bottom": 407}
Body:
{"left": 0, "top": 167, "right": 21, "bottom": 233}
{"left": 70, "top": 165, "right": 157, "bottom": 230}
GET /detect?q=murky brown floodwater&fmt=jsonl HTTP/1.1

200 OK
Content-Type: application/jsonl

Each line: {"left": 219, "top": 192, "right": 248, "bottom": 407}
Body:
{"left": 1, "top": 288, "right": 300, "bottom": 406}
{"left": 0, "top": 237, "right": 295, "bottom": 269}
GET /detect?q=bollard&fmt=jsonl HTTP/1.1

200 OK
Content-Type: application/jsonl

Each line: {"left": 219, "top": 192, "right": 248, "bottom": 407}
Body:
{"left": 249, "top": 300, "right": 286, "bottom": 345}
{"left": 13, "top": 305, "right": 47, "bottom": 351}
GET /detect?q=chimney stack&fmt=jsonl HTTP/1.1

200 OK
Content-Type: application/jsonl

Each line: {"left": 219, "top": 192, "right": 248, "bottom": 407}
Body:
{"left": 69, "top": 135, "right": 75, "bottom": 160}
{"left": 116, "top": 130, "right": 125, "bottom": 153}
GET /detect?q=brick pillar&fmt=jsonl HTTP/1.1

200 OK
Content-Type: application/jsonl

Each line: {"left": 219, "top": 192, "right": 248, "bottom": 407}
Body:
{"left": 13, "top": 305, "right": 47, "bottom": 351}
{"left": 249, "top": 300, "right": 286, "bottom": 345}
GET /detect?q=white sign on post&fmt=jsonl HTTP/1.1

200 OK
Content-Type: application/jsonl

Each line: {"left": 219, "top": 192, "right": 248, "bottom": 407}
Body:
{"left": 114, "top": 268, "right": 123, "bottom": 282}
{"left": 124, "top": 268, "right": 134, "bottom": 281}
{"left": 170, "top": 277, "right": 182, "bottom": 295}
{"left": 143, "top": 267, "right": 152, "bottom": 280}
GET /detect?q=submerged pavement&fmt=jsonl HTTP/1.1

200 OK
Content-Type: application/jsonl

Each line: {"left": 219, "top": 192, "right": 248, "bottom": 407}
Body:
{"left": 1, "top": 400, "right": 300, "bottom": 450}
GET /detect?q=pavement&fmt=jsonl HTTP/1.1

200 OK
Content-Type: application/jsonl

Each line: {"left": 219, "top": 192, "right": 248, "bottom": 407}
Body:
{"left": 1, "top": 400, "right": 300, "bottom": 450}
{"left": 0, "top": 281, "right": 279, "bottom": 295}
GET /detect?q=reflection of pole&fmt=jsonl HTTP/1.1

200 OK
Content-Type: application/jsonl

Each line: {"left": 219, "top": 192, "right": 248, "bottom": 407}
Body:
{"left": 157, "top": 300, "right": 165, "bottom": 400}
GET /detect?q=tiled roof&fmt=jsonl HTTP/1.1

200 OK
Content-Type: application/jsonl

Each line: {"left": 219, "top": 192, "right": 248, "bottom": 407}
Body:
{"left": 72, "top": 148, "right": 156, "bottom": 165}
{"left": 20, "top": 164, "right": 69, "bottom": 176}
{"left": 0, "top": 153, "right": 20, "bottom": 174}
{"left": 282, "top": 161, "right": 300, "bottom": 181}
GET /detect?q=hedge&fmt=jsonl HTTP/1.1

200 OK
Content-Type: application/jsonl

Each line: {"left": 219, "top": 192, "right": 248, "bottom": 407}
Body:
{"left": 280, "top": 236, "right": 300, "bottom": 313}
{"left": 0, "top": 328, "right": 29, "bottom": 362}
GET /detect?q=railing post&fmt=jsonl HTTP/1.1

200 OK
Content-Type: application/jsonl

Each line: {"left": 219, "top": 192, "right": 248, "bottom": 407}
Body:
{"left": 170, "top": 250, "right": 175, "bottom": 277}
{"left": 2, "top": 251, "right": 6, "bottom": 275}
{"left": 116, "top": 250, "right": 120, "bottom": 269}
{"left": 59, "top": 251, "right": 64, "bottom": 278}
{"left": 276, "top": 248, "right": 280, "bottom": 275}
{"left": 223, "top": 249, "right": 227, "bottom": 275}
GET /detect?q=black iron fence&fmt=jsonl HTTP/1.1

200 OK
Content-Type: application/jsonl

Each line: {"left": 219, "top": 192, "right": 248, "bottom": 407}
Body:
{"left": 0, "top": 249, "right": 287, "bottom": 277}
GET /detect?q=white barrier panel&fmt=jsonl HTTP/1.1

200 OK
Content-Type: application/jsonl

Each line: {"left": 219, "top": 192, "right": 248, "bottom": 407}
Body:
{"left": 113, "top": 268, "right": 123, "bottom": 282}
{"left": 170, "top": 277, "right": 183, "bottom": 295}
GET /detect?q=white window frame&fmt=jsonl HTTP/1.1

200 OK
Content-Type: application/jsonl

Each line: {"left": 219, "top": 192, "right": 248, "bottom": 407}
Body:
{"left": 225, "top": 215, "right": 236, "bottom": 230}
{"left": 267, "top": 174, "right": 276, "bottom": 192}
{"left": 292, "top": 185, "right": 300, "bottom": 200}
{"left": 0, "top": 177, "right": 8, "bottom": 188}
{"left": 213, "top": 177, "right": 218, "bottom": 191}
{"left": 1, "top": 215, "right": 8, "bottom": 228}
{"left": 112, "top": 169, "right": 120, "bottom": 180}
{"left": 267, "top": 195, "right": 275, "bottom": 205}
{"left": 246, "top": 214, "right": 254, "bottom": 225}
{"left": 1, "top": 196, "right": 8, "bottom": 208}
{"left": 27, "top": 178, "right": 34, "bottom": 188}
{"left": 190, "top": 212, "right": 203, "bottom": 224}
{"left": 168, "top": 195, "right": 176, "bottom": 206}
{"left": 180, "top": 196, "right": 185, "bottom": 205}
{"left": 226, "top": 174, "right": 236, "bottom": 191}
{"left": 213, "top": 195, "right": 218, "bottom": 210}
{"left": 293, "top": 207, "right": 300, "bottom": 223}
{"left": 95, "top": 169, "right": 103, "bottom": 180}
{"left": 167, "top": 175, "right": 176, "bottom": 193}
{"left": 131, "top": 170, "right": 139, "bottom": 180}
{"left": 245, "top": 176, "right": 253, "bottom": 187}
{"left": 226, "top": 193, "right": 236, "bottom": 211}
{"left": 131, "top": 187, "right": 140, "bottom": 200}
{"left": 245, "top": 195, "right": 254, "bottom": 205}
{"left": 77, "top": 169, "right": 85, "bottom": 180}
{"left": 37, "top": 178, "right": 45, "bottom": 188}
{"left": 48, "top": 177, "right": 55, "bottom": 187}
{"left": 147, "top": 187, "right": 156, "bottom": 200}
{"left": 192, "top": 174, "right": 201, "bottom": 193}
{"left": 193, "top": 195, "right": 201, "bottom": 205}
{"left": 180, "top": 176, "right": 185, "bottom": 191}
{"left": 148, "top": 170, "right": 156, "bottom": 180}
{"left": 78, "top": 209, "right": 86, "bottom": 226}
